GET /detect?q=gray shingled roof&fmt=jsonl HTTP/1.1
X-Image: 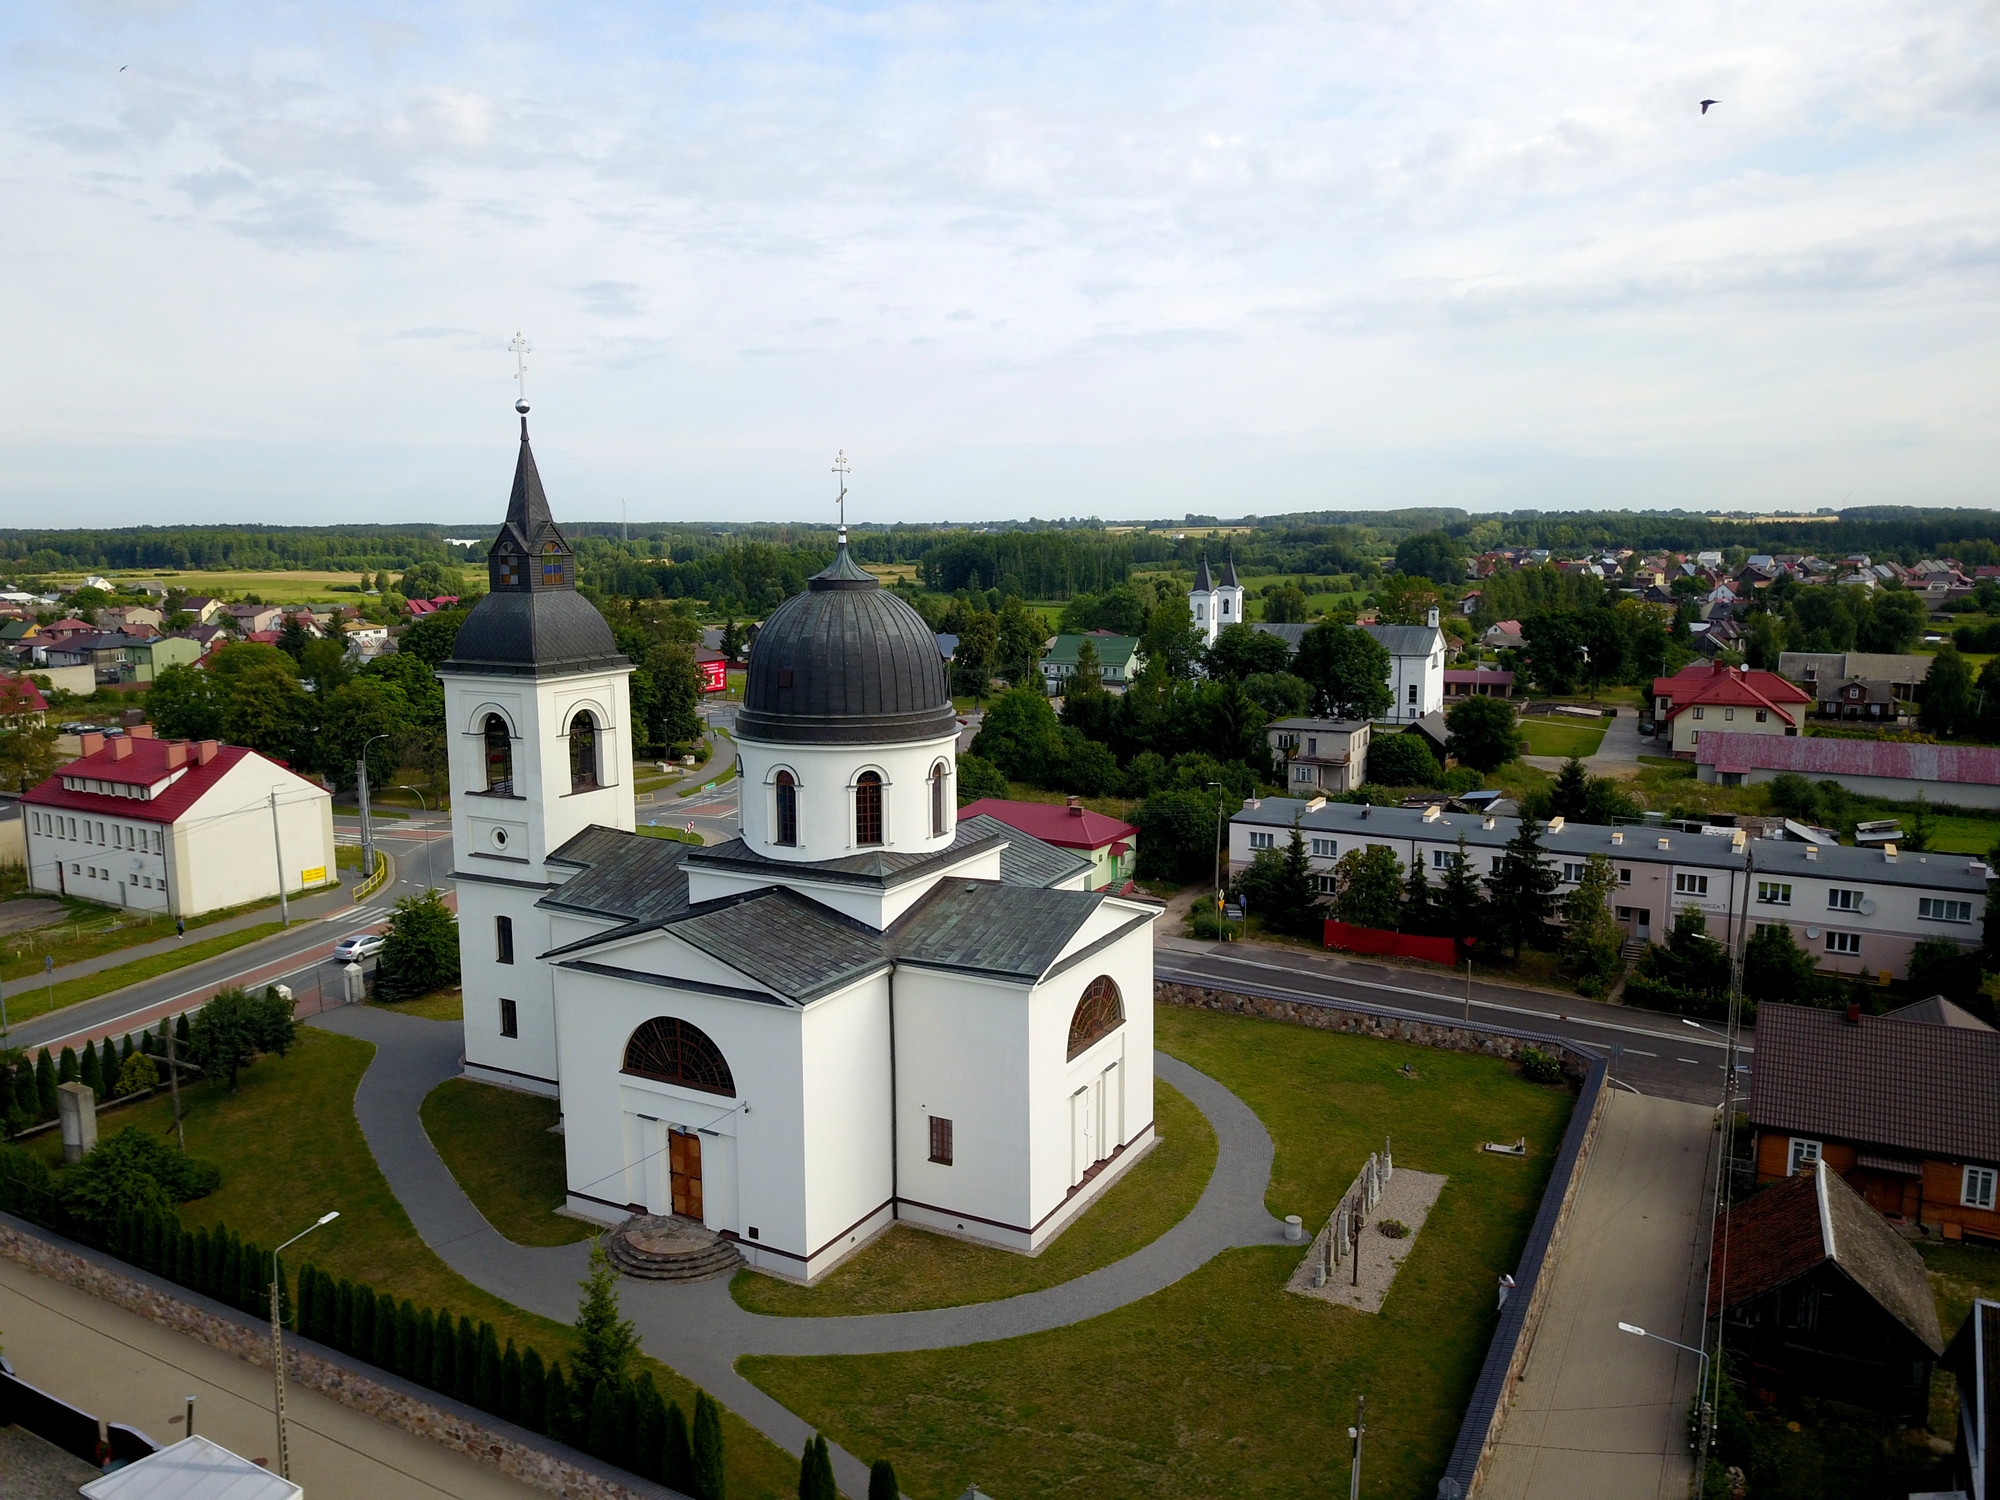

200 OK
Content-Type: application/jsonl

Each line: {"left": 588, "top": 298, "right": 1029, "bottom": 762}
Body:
{"left": 1360, "top": 622, "right": 1443, "bottom": 657}
{"left": 667, "top": 888, "right": 889, "bottom": 1001}
{"left": 892, "top": 882, "right": 1106, "bottom": 981}
{"left": 1252, "top": 623, "right": 1309, "bottom": 652}
{"left": 541, "top": 827, "right": 694, "bottom": 924}
{"left": 953, "top": 813, "right": 1094, "bottom": 888}
{"left": 1750, "top": 1002, "right": 2000, "bottom": 1165}
{"left": 685, "top": 820, "right": 1010, "bottom": 889}
{"left": 1885, "top": 995, "right": 1996, "bottom": 1031}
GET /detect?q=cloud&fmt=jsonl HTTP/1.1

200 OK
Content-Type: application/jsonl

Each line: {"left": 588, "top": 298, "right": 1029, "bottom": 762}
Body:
{"left": 578, "top": 280, "right": 644, "bottom": 319}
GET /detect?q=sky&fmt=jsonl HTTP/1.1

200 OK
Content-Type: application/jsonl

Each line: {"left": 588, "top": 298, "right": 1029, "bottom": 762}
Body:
{"left": 2, "top": 1, "right": 1997, "bottom": 528}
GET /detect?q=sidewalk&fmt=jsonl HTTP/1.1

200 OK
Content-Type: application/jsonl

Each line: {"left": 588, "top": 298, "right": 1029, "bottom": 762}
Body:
{"left": 1480, "top": 1090, "right": 1717, "bottom": 1500}
{"left": 0, "top": 1255, "right": 543, "bottom": 1500}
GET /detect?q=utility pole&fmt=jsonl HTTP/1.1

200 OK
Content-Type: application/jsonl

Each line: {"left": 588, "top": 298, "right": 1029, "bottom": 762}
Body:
{"left": 270, "top": 1211, "right": 338, "bottom": 1480}
{"left": 268, "top": 789, "right": 288, "bottom": 927}
{"left": 357, "top": 752, "right": 375, "bottom": 880}
{"left": 1347, "top": 1394, "right": 1367, "bottom": 1500}
{"left": 164, "top": 1016, "right": 185, "bottom": 1151}
{"left": 1697, "top": 837, "right": 1754, "bottom": 1482}
{"left": 1464, "top": 956, "right": 1473, "bottom": 1023}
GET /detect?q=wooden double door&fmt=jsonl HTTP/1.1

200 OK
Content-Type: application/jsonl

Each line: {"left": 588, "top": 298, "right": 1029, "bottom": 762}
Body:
{"left": 668, "top": 1128, "right": 703, "bottom": 1220}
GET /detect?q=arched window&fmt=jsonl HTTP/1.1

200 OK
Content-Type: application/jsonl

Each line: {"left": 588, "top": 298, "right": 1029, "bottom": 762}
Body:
{"left": 482, "top": 715, "right": 513, "bottom": 795}
{"left": 540, "top": 540, "right": 569, "bottom": 588}
{"left": 855, "top": 771, "right": 883, "bottom": 847}
{"left": 623, "top": 1017, "right": 736, "bottom": 1097}
{"left": 774, "top": 770, "right": 798, "bottom": 847}
{"left": 569, "top": 710, "right": 599, "bottom": 793}
{"left": 930, "top": 761, "right": 948, "bottom": 838}
{"left": 1067, "top": 976, "right": 1124, "bottom": 1059}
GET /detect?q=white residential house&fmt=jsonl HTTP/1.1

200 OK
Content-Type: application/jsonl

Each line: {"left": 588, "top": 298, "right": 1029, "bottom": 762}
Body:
{"left": 21, "top": 729, "right": 335, "bottom": 916}
{"left": 1362, "top": 612, "right": 1447, "bottom": 722}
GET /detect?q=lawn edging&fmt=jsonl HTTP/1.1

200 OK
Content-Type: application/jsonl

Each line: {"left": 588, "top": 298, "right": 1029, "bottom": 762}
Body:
{"left": 0, "top": 1213, "right": 687, "bottom": 1500}
{"left": 1153, "top": 979, "right": 1612, "bottom": 1499}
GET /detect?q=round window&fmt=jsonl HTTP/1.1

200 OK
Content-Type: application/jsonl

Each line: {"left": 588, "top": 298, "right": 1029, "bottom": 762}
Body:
{"left": 491, "top": 827, "right": 510, "bottom": 850}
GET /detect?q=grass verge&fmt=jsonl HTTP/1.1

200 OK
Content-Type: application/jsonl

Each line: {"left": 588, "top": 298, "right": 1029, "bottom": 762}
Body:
{"left": 732, "top": 1080, "right": 1216, "bottom": 1316}
{"left": 372, "top": 986, "right": 464, "bottom": 1022}
{"left": 420, "top": 1075, "right": 592, "bottom": 1247}
{"left": 12, "top": 923, "right": 288, "bottom": 1031}
{"left": 1516, "top": 718, "right": 1607, "bottom": 758}
{"left": 740, "top": 1005, "right": 1571, "bottom": 1500}
{"left": 0, "top": 897, "right": 266, "bottom": 984}
{"left": 31, "top": 1028, "right": 799, "bottom": 1499}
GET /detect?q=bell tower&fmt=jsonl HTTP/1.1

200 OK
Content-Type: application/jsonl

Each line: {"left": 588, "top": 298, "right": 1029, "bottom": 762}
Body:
{"left": 436, "top": 385, "right": 633, "bottom": 1094}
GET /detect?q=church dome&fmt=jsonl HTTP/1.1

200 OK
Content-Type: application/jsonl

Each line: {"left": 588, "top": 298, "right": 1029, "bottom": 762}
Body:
{"left": 737, "top": 542, "right": 957, "bottom": 746}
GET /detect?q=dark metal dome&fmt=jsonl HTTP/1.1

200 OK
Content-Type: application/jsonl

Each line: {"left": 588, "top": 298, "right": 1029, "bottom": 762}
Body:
{"left": 737, "top": 541, "right": 956, "bottom": 746}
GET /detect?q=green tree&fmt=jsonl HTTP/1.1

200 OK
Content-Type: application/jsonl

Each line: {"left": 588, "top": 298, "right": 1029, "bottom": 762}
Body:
{"left": 1909, "top": 934, "right": 1983, "bottom": 1004}
{"left": 799, "top": 1434, "right": 836, "bottom": 1500}
{"left": 377, "top": 889, "right": 460, "bottom": 1000}
{"left": 953, "top": 752, "right": 1009, "bottom": 805}
{"left": 867, "top": 1459, "right": 899, "bottom": 1500}
{"left": 994, "top": 596, "right": 1047, "bottom": 687}
{"left": 1241, "top": 671, "right": 1312, "bottom": 719}
{"left": 1437, "top": 835, "right": 1488, "bottom": 946}
{"left": 299, "top": 638, "right": 352, "bottom": 694}
{"left": 1332, "top": 844, "right": 1402, "bottom": 930}
{"left": 1858, "top": 587, "right": 1926, "bottom": 654}
{"left": 145, "top": 664, "right": 225, "bottom": 742}
{"left": 719, "top": 617, "right": 747, "bottom": 663}
{"left": 1401, "top": 851, "right": 1438, "bottom": 934}
{"left": 1547, "top": 756, "right": 1590, "bottom": 821}
{"left": 969, "top": 686, "right": 1062, "bottom": 784}
{"left": 398, "top": 607, "right": 470, "bottom": 666}
{"left": 1205, "top": 623, "right": 1291, "bottom": 683}
{"left": 222, "top": 662, "right": 313, "bottom": 758}
{"left": 185, "top": 986, "right": 297, "bottom": 1089}
{"left": 1489, "top": 816, "right": 1559, "bottom": 956}
{"left": 1367, "top": 733, "right": 1438, "bottom": 788}
{"left": 1235, "top": 824, "right": 1318, "bottom": 937}
{"left": 1292, "top": 623, "right": 1391, "bottom": 720}
{"left": 1446, "top": 695, "right": 1519, "bottom": 772}
{"left": 397, "top": 561, "right": 460, "bottom": 600}
{"left": 1561, "top": 853, "right": 1622, "bottom": 994}
{"left": 1139, "top": 592, "right": 1206, "bottom": 681}
{"left": 1520, "top": 611, "right": 1584, "bottom": 694}
{"left": 691, "top": 1390, "right": 726, "bottom": 1500}
{"left": 1373, "top": 574, "right": 1440, "bottom": 627}
{"left": 276, "top": 615, "right": 313, "bottom": 662}
{"left": 1068, "top": 637, "right": 1105, "bottom": 696}
{"left": 1132, "top": 787, "right": 1227, "bottom": 884}
{"left": 78, "top": 1041, "right": 104, "bottom": 1099}
{"left": 1261, "top": 584, "right": 1308, "bottom": 623}
{"left": 642, "top": 644, "right": 704, "bottom": 748}
{"left": 951, "top": 612, "right": 998, "bottom": 701}
{"left": 58, "top": 1126, "right": 220, "bottom": 1227}
{"left": 1394, "top": 531, "right": 1465, "bottom": 586}
{"left": 1919, "top": 648, "right": 1976, "bottom": 737}
{"left": 572, "top": 1241, "right": 637, "bottom": 1395}
{"left": 664, "top": 1401, "right": 695, "bottom": 1493}
{"left": 318, "top": 677, "right": 411, "bottom": 789}
{"left": 1628, "top": 906, "right": 1732, "bottom": 1018}
{"left": 1743, "top": 923, "right": 1822, "bottom": 1008}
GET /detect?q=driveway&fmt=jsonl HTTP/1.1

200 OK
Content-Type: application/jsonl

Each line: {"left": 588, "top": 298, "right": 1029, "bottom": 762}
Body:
{"left": 1583, "top": 710, "right": 1645, "bottom": 777}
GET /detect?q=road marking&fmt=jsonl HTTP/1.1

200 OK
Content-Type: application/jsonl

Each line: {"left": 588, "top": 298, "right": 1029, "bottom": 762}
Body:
{"left": 1678, "top": 1057, "right": 1701, "bottom": 1064}
{"left": 1623, "top": 1049, "right": 1657, "bottom": 1057}
{"left": 1156, "top": 952, "right": 1750, "bottom": 1053}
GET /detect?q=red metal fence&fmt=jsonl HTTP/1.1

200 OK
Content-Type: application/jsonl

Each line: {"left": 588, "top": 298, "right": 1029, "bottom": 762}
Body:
{"left": 1322, "top": 920, "right": 1460, "bottom": 966}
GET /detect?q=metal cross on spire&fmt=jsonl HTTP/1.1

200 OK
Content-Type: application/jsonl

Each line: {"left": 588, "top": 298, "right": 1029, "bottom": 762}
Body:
{"left": 832, "top": 449, "right": 851, "bottom": 539}
{"left": 509, "top": 332, "right": 532, "bottom": 413}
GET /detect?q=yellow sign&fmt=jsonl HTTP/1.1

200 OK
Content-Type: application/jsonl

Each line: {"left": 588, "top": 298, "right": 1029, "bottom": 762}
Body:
{"left": 301, "top": 866, "right": 327, "bottom": 886}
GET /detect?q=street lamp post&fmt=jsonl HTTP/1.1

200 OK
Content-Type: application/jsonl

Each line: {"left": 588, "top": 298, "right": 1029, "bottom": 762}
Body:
{"left": 1206, "top": 782, "right": 1226, "bottom": 917}
{"left": 270, "top": 1210, "right": 339, "bottom": 1479}
{"left": 404, "top": 789, "right": 435, "bottom": 890}
{"left": 357, "top": 733, "right": 394, "bottom": 880}
{"left": 1346, "top": 1394, "right": 1366, "bottom": 1500}
{"left": 1617, "top": 1321, "right": 1711, "bottom": 1456}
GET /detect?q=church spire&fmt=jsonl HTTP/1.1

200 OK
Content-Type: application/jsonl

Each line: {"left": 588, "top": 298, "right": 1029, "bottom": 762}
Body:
{"left": 1194, "top": 554, "right": 1214, "bottom": 593}
{"left": 485, "top": 351, "right": 575, "bottom": 594}
{"left": 1220, "top": 552, "right": 1240, "bottom": 589}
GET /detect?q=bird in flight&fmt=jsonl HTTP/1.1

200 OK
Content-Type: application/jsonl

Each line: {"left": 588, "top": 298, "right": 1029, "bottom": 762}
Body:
{"left": 1700, "top": 99, "right": 1718, "bottom": 113}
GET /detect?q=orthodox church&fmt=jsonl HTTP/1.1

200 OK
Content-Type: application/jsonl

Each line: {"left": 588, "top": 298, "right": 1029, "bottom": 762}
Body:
{"left": 1190, "top": 553, "right": 1245, "bottom": 646}
{"left": 438, "top": 416, "right": 1160, "bottom": 1282}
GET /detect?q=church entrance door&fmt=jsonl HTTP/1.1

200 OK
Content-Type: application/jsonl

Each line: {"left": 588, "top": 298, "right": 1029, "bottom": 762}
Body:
{"left": 669, "top": 1129, "right": 704, "bottom": 1220}
{"left": 1071, "top": 1085, "right": 1096, "bottom": 1186}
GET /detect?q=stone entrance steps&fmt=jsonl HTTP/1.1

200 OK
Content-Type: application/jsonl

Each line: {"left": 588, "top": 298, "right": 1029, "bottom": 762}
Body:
{"left": 605, "top": 1214, "right": 744, "bottom": 1282}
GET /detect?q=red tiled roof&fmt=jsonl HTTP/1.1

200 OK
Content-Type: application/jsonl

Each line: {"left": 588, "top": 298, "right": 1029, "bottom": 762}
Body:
{"left": 1696, "top": 731, "right": 2000, "bottom": 785}
{"left": 21, "top": 738, "right": 265, "bottom": 825}
{"left": 1653, "top": 660, "right": 1810, "bottom": 725}
{"left": 957, "top": 797, "right": 1138, "bottom": 853}
{"left": 0, "top": 676, "right": 47, "bottom": 712}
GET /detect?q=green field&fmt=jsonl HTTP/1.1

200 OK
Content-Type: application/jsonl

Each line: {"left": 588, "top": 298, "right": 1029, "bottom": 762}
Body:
{"left": 420, "top": 1076, "right": 592, "bottom": 1246}
{"left": 733, "top": 1080, "right": 1215, "bottom": 1316}
{"left": 10, "top": 922, "right": 287, "bottom": 1029}
{"left": 740, "top": 1005, "right": 1571, "bottom": 1500}
{"left": 1516, "top": 717, "right": 1606, "bottom": 758}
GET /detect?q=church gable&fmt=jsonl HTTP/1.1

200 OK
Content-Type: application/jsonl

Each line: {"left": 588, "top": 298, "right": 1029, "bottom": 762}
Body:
{"left": 553, "top": 924, "right": 791, "bottom": 1005}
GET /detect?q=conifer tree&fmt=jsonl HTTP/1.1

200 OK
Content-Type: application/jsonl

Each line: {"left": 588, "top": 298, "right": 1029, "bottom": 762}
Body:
{"left": 573, "top": 1241, "right": 638, "bottom": 1394}
{"left": 1437, "top": 834, "right": 1488, "bottom": 951}
{"left": 455, "top": 1315, "right": 477, "bottom": 1400}
{"left": 78, "top": 1041, "right": 103, "bottom": 1098}
{"left": 372, "top": 1293, "right": 398, "bottom": 1368}
{"left": 98, "top": 1038, "right": 119, "bottom": 1091}
{"left": 430, "top": 1310, "right": 456, "bottom": 1392}
{"left": 219, "top": 1229, "right": 243, "bottom": 1308}
{"left": 1548, "top": 755, "right": 1590, "bottom": 822}
{"left": 119, "top": 1033, "right": 134, "bottom": 1065}
{"left": 474, "top": 1323, "right": 501, "bottom": 1411}
{"left": 1401, "top": 852, "right": 1437, "bottom": 934}
{"left": 543, "top": 1365, "right": 571, "bottom": 1445}
{"left": 691, "top": 1390, "right": 725, "bottom": 1500}
{"left": 58, "top": 1046, "right": 78, "bottom": 1084}
{"left": 36, "top": 1050, "right": 57, "bottom": 1117}
{"left": 171, "top": 1221, "right": 192, "bottom": 1286}
{"left": 615, "top": 1378, "right": 640, "bottom": 1472}
{"left": 664, "top": 1400, "right": 695, "bottom": 1492}
{"left": 587, "top": 1376, "right": 619, "bottom": 1460}
{"left": 868, "top": 1459, "right": 899, "bottom": 1500}
{"left": 414, "top": 1307, "right": 435, "bottom": 1385}
{"left": 1490, "top": 814, "right": 1559, "bottom": 956}
{"left": 798, "top": 1434, "right": 835, "bottom": 1500}
{"left": 396, "top": 1299, "right": 419, "bottom": 1378}
{"left": 519, "top": 1346, "right": 547, "bottom": 1435}
{"left": 174, "top": 1012, "right": 191, "bottom": 1048}
{"left": 634, "top": 1375, "right": 666, "bottom": 1483}
{"left": 500, "top": 1339, "right": 522, "bottom": 1426}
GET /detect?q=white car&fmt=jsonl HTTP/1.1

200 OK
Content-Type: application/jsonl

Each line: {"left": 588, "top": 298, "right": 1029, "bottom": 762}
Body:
{"left": 331, "top": 932, "right": 386, "bottom": 963}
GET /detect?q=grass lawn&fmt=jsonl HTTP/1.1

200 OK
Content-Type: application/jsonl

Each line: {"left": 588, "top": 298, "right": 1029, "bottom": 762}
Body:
{"left": 372, "top": 986, "right": 465, "bottom": 1022}
{"left": 740, "top": 1006, "right": 1572, "bottom": 1500}
{"left": 1515, "top": 718, "right": 1607, "bottom": 758}
{"left": 1920, "top": 813, "right": 2000, "bottom": 857}
{"left": 0, "top": 897, "right": 261, "bottom": 984}
{"left": 732, "top": 1080, "right": 1215, "bottom": 1316}
{"left": 11, "top": 923, "right": 287, "bottom": 1031}
{"left": 32, "top": 1027, "right": 800, "bottom": 1500}
{"left": 42, "top": 569, "right": 371, "bottom": 603}
{"left": 420, "top": 1077, "right": 591, "bottom": 1246}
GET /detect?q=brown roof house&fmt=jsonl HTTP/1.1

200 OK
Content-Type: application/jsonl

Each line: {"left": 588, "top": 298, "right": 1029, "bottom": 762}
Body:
{"left": 1748, "top": 999, "right": 2000, "bottom": 1244}
{"left": 1709, "top": 1160, "right": 1945, "bottom": 1419}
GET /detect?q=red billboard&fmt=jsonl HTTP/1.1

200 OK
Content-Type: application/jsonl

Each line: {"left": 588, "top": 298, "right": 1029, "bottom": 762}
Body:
{"left": 697, "top": 657, "right": 728, "bottom": 693}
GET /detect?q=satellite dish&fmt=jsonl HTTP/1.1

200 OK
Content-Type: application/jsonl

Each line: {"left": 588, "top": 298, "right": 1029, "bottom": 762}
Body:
{"left": 1806, "top": 927, "right": 1820, "bottom": 940}
{"left": 1860, "top": 898, "right": 1876, "bottom": 916}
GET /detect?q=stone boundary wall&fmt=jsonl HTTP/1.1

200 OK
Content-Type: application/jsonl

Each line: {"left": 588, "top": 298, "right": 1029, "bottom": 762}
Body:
{"left": 0, "top": 1216, "right": 688, "bottom": 1500}
{"left": 1154, "top": 978, "right": 1611, "bottom": 1499}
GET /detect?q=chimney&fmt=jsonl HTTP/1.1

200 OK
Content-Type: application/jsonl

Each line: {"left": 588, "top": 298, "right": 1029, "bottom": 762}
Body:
{"left": 1548, "top": 816, "right": 1565, "bottom": 833}
{"left": 1657, "top": 836, "right": 1670, "bottom": 849}
{"left": 1067, "top": 796, "right": 1083, "bottom": 817}
{"left": 109, "top": 736, "right": 132, "bottom": 760}
{"left": 196, "top": 740, "right": 219, "bottom": 765}
{"left": 79, "top": 732, "right": 103, "bottom": 756}
{"left": 1426, "top": 606, "right": 1440, "bottom": 629}
{"left": 1883, "top": 844, "right": 1898, "bottom": 863}
{"left": 1611, "top": 830, "right": 1624, "bottom": 845}
{"left": 128, "top": 724, "right": 154, "bottom": 740}
{"left": 1805, "top": 844, "right": 1818, "bottom": 860}
{"left": 1845, "top": 1002, "right": 1861, "bottom": 1025}
{"left": 165, "top": 741, "right": 188, "bottom": 770}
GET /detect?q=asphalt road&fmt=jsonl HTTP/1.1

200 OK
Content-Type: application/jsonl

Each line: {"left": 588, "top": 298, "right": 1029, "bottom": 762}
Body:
{"left": 1154, "top": 938, "right": 1751, "bottom": 1106}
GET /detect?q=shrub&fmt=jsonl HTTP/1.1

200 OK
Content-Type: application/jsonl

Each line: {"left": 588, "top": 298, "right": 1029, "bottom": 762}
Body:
{"left": 953, "top": 752, "right": 1008, "bottom": 805}
{"left": 1517, "top": 1048, "right": 1565, "bottom": 1086}
{"left": 1377, "top": 1218, "right": 1410, "bottom": 1239}
{"left": 58, "top": 1127, "right": 220, "bottom": 1227}
{"left": 1367, "top": 734, "right": 1439, "bottom": 788}
{"left": 377, "top": 889, "right": 461, "bottom": 1002}
{"left": 185, "top": 986, "right": 297, "bottom": 1089}
{"left": 1187, "top": 905, "right": 1241, "bottom": 942}
{"left": 113, "top": 1052, "right": 159, "bottom": 1098}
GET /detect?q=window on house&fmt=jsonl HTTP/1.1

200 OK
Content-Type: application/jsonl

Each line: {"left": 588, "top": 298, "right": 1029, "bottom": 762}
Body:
{"left": 568, "top": 710, "right": 599, "bottom": 792}
{"left": 496, "top": 915, "right": 514, "bottom": 965}
{"left": 1249, "top": 831, "right": 1274, "bottom": 850}
{"left": 1312, "top": 838, "right": 1337, "bottom": 857}
{"left": 1756, "top": 882, "right": 1792, "bottom": 906}
{"left": 931, "top": 762, "right": 948, "bottom": 838}
{"left": 622, "top": 1016, "right": 736, "bottom": 1096}
{"left": 1675, "top": 873, "right": 1709, "bottom": 896}
{"left": 539, "top": 540, "right": 569, "bottom": 587}
{"left": 1067, "top": 976, "right": 1124, "bottom": 1058}
{"left": 1619, "top": 867, "right": 1633, "bottom": 885}
{"left": 855, "top": 771, "right": 884, "bottom": 847}
{"left": 1306, "top": 738, "right": 1317, "bottom": 756}
{"left": 499, "top": 998, "right": 518, "bottom": 1038}
{"left": 1407, "top": 683, "right": 1418, "bottom": 705}
{"left": 1724, "top": 707, "right": 1735, "bottom": 721}
{"left": 1562, "top": 862, "right": 1586, "bottom": 883}
{"left": 1316, "top": 874, "right": 1339, "bottom": 894}
{"left": 775, "top": 770, "right": 798, "bottom": 846}
{"left": 1432, "top": 849, "right": 1452, "bottom": 868}
{"left": 1826, "top": 931, "right": 1861, "bottom": 955}
{"left": 1755, "top": 710, "right": 1768, "bottom": 723}
{"left": 1828, "top": 888, "right": 1862, "bottom": 911}
{"left": 497, "top": 551, "right": 521, "bottom": 588}
{"left": 1693, "top": 707, "right": 1704, "bottom": 719}
{"left": 483, "top": 715, "right": 513, "bottom": 795}
{"left": 929, "top": 1116, "right": 954, "bottom": 1165}
{"left": 1920, "top": 898, "right": 1974, "bottom": 924}
{"left": 1294, "top": 765, "right": 1314, "bottom": 783}
{"left": 1964, "top": 1166, "right": 1997, "bottom": 1211}
{"left": 1789, "top": 1138, "right": 1821, "bottom": 1175}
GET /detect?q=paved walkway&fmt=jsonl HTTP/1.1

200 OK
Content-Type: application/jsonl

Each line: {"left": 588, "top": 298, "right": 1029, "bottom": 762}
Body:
{"left": 0, "top": 1255, "right": 544, "bottom": 1500}
{"left": 1481, "top": 1090, "right": 1716, "bottom": 1500}
{"left": 309, "top": 1004, "right": 1287, "bottom": 1498}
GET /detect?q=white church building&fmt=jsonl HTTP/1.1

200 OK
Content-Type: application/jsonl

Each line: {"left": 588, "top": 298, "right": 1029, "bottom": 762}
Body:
{"left": 440, "top": 416, "right": 1161, "bottom": 1283}
{"left": 1190, "top": 553, "right": 1245, "bottom": 646}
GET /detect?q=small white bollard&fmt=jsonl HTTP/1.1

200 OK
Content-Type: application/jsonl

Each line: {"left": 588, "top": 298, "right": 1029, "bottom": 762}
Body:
{"left": 271, "top": 983, "right": 293, "bottom": 1007}
{"left": 57, "top": 1081, "right": 97, "bottom": 1164}
{"left": 1284, "top": 1214, "right": 1303, "bottom": 1243}
{"left": 342, "top": 961, "right": 366, "bottom": 1004}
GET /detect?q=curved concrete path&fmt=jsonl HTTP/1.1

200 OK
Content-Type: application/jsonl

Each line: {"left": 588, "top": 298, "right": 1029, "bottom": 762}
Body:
{"left": 311, "top": 1006, "right": 1285, "bottom": 1491}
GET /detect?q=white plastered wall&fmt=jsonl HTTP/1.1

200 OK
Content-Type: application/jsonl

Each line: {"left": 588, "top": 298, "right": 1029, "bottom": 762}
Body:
{"left": 171, "top": 758, "right": 335, "bottom": 916}
{"left": 459, "top": 877, "right": 566, "bottom": 1093}
{"left": 735, "top": 730, "right": 958, "bottom": 864}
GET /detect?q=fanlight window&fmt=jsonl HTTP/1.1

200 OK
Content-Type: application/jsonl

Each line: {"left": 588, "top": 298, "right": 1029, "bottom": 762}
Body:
{"left": 569, "top": 710, "right": 599, "bottom": 793}
{"left": 483, "top": 714, "right": 513, "bottom": 795}
{"left": 623, "top": 1017, "right": 736, "bottom": 1097}
{"left": 930, "top": 762, "right": 948, "bottom": 838}
{"left": 855, "top": 771, "right": 884, "bottom": 847}
{"left": 774, "top": 769, "right": 798, "bottom": 846}
{"left": 540, "top": 540, "right": 569, "bottom": 588}
{"left": 1067, "top": 976, "right": 1124, "bottom": 1060}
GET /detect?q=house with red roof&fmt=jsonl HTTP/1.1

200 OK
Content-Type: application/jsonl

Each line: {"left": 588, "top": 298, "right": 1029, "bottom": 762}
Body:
{"left": 0, "top": 675, "right": 47, "bottom": 728}
{"left": 1649, "top": 659, "right": 1812, "bottom": 758}
{"left": 958, "top": 797, "right": 1138, "bottom": 891}
{"left": 21, "top": 728, "right": 334, "bottom": 916}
